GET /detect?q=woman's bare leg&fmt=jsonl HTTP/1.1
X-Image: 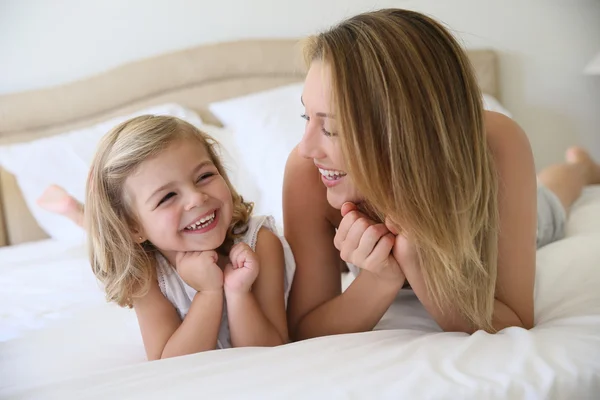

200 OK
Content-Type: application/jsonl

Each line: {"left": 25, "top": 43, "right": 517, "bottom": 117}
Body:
{"left": 537, "top": 147, "right": 600, "bottom": 213}
{"left": 36, "top": 185, "right": 85, "bottom": 228}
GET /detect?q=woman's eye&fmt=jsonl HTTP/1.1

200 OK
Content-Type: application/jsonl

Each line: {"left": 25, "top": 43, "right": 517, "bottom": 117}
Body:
{"left": 158, "top": 192, "right": 176, "bottom": 206}
{"left": 302, "top": 113, "right": 335, "bottom": 137}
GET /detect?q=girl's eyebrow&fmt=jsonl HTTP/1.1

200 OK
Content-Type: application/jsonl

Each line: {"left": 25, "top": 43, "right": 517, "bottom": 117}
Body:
{"left": 145, "top": 160, "right": 213, "bottom": 204}
{"left": 146, "top": 182, "right": 174, "bottom": 205}
{"left": 191, "top": 160, "right": 213, "bottom": 174}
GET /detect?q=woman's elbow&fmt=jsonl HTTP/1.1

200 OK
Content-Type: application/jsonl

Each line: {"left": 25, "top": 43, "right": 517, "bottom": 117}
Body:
{"left": 490, "top": 314, "right": 534, "bottom": 333}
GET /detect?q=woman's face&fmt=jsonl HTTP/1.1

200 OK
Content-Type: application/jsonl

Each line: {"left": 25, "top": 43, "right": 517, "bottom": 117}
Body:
{"left": 299, "top": 61, "right": 362, "bottom": 209}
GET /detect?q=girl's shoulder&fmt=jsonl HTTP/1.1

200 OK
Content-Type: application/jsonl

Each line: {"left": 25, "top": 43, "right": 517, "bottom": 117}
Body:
{"left": 154, "top": 251, "right": 173, "bottom": 285}
{"left": 235, "top": 215, "right": 280, "bottom": 251}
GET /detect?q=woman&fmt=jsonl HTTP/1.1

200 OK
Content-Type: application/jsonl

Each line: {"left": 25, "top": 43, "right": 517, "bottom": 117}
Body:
{"left": 39, "top": 8, "right": 600, "bottom": 339}
{"left": 282, "top": 8, "right": 600, "bottom": 338}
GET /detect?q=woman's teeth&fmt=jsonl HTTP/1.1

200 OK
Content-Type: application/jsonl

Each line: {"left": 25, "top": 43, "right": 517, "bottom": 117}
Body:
{"left": 185, "top": 212, "right": 216, "bottom": 231}
{"left": 318, "top": 168, "right": 347, "bottom": 181}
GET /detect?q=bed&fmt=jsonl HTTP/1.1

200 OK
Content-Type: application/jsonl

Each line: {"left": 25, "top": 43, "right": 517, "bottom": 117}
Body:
{"left": 1, "top": 39, "right": 599, "bottom": 399}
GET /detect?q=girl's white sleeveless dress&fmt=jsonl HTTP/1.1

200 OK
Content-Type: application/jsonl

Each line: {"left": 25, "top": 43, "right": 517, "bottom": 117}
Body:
{"left": 155, "top": 215, "right": 295, "bottom": 349}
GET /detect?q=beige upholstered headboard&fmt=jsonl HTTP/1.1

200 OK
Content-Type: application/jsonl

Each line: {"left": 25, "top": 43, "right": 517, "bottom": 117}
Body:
{"left": 0, "top": 39, "right": 498, "bottom": 246}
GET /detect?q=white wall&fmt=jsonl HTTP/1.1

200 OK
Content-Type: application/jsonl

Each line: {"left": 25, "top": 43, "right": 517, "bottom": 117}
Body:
{"left": 1, "top": 0, "right": 599, "bottom": 169}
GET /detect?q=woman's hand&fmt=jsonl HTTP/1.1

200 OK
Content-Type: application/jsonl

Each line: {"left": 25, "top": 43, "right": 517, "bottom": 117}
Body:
{"left": 334, "top": 202, "right": 404, "bottom": 284}
{"left": 175, "top": 251, "right": 224, "bottom": 292}
{"left": 384, "top": 218, "right": 419, "bottom": 275}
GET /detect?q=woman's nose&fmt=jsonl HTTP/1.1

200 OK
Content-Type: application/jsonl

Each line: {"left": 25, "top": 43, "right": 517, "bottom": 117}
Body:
{"left": 298, "top": 123, "right": 326, "bottom": 160}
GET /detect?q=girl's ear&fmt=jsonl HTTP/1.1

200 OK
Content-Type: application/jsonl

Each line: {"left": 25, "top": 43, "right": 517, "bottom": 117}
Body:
{"left": 129, "top": 224, "right": 147, "bottom": 244}
{"left": 134, "top": 234, "right": 146, "bottom": 244}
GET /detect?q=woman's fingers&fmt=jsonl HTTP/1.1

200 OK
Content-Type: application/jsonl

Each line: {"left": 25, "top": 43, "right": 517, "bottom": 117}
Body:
{"left": 334, "top": 210, "right": 362, "bottom": 250}
{"left": 384, "top": 217, "right": 400, "bottom": 235}
{"left": 363, "top": 233, "right": 396, "bottom": 272}
{"left": 351, "top": 224, "right": 390, "bottom": 265}
{"left": 341, "top": 201, "right": 357, "bottom": 217}
{"left": 338, "top": 217, "right": 374, "bottom": 261}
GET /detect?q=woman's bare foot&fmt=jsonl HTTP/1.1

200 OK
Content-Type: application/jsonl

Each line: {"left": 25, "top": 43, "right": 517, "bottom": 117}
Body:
{"left": 36, "top": 185, "right": 85, "bottom": 228}
{"left": 566, "top": 147, "right": 600, "bottom": 185}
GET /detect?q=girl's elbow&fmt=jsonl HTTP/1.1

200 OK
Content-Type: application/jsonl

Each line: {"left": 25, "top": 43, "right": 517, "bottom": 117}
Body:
{"left": 276, "top": 331, "right": 290, "bottom": 346}
{"left": 147, "top": 350, "right": 164, "bottom": 361}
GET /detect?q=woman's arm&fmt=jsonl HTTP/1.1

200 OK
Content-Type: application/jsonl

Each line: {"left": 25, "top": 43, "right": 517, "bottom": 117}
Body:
{"left": 133, "top": 279, "right": 223, "bottom": 360}
{"left": 487, "top": 112, "right": 536, "bottom": 330}
{"left": 395, "top": 112, "right": 536, "bottom": 333}
{"left": 294, "top": 269, "right": 403, "bottom": 339}
{"left": 394, "top": 257, "right": 527, "bottom": 333}
{"left": 225, "top": 229, "right": 288, "bottom": 347}
{"left": 284, "top": 148, "right": 403, "bottom": 340}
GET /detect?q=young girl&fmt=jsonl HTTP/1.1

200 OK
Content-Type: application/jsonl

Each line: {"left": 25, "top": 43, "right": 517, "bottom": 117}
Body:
{"left": 67, "top": 115, "right": 294, "bottom": 360}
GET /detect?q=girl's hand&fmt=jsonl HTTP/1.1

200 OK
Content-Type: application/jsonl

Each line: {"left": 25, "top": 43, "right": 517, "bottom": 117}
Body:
{"left": 223, "top": 243, "right": 260, "bottom": 294}
{"left": 175, "top": 251, "right": 223, "bottom": 292}
{"left": 334, "top": 202, "right": 405, "bottom": 284}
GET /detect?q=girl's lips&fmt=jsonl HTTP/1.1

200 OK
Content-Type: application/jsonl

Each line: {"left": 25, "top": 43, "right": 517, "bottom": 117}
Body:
{"left": 182, "top": 210, "right": 219, "bottom": 234}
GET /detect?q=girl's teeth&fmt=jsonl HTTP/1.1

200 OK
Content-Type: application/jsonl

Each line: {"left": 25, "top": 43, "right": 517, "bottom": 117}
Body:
{"left": 186, "top": 212, "right": 215, "bottom": 230}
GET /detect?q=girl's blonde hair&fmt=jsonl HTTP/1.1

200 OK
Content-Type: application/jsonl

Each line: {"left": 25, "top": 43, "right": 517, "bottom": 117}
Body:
{"left": 85, "top": 115, "right": 253, "bottom": 307}
{"left": 305, "top": 9, "right": 499, "bottom": 331}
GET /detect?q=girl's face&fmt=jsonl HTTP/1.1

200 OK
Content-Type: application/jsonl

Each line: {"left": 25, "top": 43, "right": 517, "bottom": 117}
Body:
{"left": 298, "top": 61, "right": 362, "bottom": 209}
{"left": 125, "top": 138, "right": 233, "bottom": 262}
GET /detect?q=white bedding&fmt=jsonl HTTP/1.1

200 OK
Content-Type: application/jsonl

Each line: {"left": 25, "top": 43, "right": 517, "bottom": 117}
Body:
{"left": 2, "top": 187, "right": 600, "bottom": 399}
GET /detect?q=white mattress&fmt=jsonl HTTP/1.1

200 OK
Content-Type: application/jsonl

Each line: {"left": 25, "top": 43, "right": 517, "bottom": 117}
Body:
{"left": 2, "top": 187, "right": 600, "bottom": 399}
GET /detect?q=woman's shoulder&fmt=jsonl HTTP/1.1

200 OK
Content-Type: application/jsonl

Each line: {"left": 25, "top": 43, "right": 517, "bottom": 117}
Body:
{"left": 484, "top": 110, "right": 533, "bottom": 163}
{"left": 283, "top": 146, "right": 341, "bottom": 228}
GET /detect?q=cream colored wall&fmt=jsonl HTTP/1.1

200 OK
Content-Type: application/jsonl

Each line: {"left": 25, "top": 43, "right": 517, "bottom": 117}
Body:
{"left": 1, "top": 0, "right": 599, "bottom": 169}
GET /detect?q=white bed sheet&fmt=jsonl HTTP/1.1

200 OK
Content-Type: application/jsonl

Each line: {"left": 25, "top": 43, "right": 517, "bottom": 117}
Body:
{"left": 2, "top": 188, "right": 600, "bottom": 399}
{"left": 0, "top": 239, "right": 103, "bottom": 342}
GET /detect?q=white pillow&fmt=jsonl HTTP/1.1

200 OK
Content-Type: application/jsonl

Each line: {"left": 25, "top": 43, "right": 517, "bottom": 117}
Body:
{"left": 482, "top": 93, "right": 512, "bottom": 117}
{"left": 208, "top": 83, "right": 513, "bottom": 229}
{"left": 209, "top": 83, "right": 306, "bottom": 229}
{"left": 0, "top": 104, "right": 252, "bottom": 243}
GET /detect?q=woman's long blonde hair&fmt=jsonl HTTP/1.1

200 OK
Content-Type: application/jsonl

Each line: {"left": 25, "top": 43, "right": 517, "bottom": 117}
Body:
{"left": 305, "top": 9, "right": 499, "bottom": 331}
{"left": 85, "top": 115, "right": 253, "bottom": 307}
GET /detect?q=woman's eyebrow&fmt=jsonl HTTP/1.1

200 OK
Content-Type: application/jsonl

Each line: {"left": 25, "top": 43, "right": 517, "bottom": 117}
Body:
{"left": 301, "top": 96, "right": 334, "bottom": 118}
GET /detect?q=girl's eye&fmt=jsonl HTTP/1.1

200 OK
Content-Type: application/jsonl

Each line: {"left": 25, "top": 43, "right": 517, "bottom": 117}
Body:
{"left": 197, "top": 172, "right": 215, "bottom": 182}
{"left": 158, "top": 192, "right": 176, "bottom": 206}
{"left": 300, "top": 113, "right": 309, "bottom": 122}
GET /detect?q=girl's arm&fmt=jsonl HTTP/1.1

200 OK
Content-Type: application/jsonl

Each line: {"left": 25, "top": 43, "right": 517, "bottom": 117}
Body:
{"left": 283, "top": 148, "right": 403, "bottom": 341}
{"left": 133, "top": 279, "right": 223, "bottom": 360}
{"left": 225, "top": 229, "right": 288, "bottom": 347}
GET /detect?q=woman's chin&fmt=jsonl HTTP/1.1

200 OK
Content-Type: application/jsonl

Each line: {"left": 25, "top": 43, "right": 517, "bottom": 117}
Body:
{"left": 326, "top": 191, "right": 362, "bottom": 210}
